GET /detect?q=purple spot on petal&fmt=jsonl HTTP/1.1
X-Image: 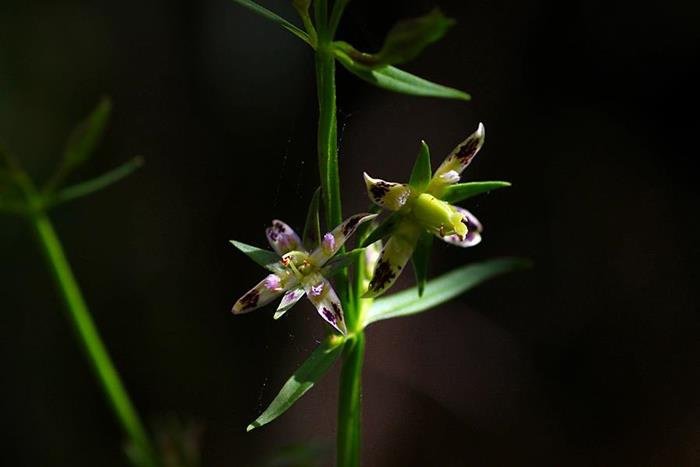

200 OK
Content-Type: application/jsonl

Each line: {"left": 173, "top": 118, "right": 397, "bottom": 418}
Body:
{"left": 321, "top": 307, "right": 336, "bottom": 324}
{"left": 310, "top": 283, "right": 324, "bottom": 297}
{"left": 239, "top": 289, "right": 260, "bottom": 310}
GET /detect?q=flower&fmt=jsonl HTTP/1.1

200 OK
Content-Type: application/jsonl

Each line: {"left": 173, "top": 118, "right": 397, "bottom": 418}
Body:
{"left": 232, "top": 213, "right": 377, "bottom": 334}
{"left": 363, "top": 123, "right": 487, "bottom": 297}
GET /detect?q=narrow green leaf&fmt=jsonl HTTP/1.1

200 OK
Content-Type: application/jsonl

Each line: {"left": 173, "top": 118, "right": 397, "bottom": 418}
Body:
{"left": 47, "top": 157, "right": 144, "bottom": 207}
{"left": 247, "top": 336, "right": 345, "bottom": 431}
{"left": 351, "top": 8, "right": 454, "bottom": 68}
{"left": 322, "top": 248, "right": 365, "bottom": 278}
{"left": 230, "top": 0, "right": 311, "bottom": 45}
{"left": 411, "top": 232, "right": 433, "bottom": 296}
{"left": 364, "top": 258, "right": 530, "bottom": 326}
{"left": 230, "top": 240, "right": 280, "bottom": 268}
{"left": 360, "top": 212, "right": 399, "bottom": 247}
{"left": 408, "top": 140, "right": 432, "bottom": 191}
{"left": 334, "top": 47, "right": 470, "bottom": 100}
{"left": 303, "top": 187, "right": 321, "bottom": 250}
{"left": 441, "top": 181, "right": 511, "bottom": 204}
{"left": 62, "top": 97, "right": 112, "bottom": 173}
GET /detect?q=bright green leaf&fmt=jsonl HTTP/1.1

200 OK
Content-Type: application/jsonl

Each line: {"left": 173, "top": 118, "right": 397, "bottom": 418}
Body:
{"left": 358, "top": 8, "right": 455, "bottom": 67}
{"left": 364, "top": 258, "right": 530, "bottom": 326}
{"left": 360, "top": 212, "right": 399, "bottom": 247}
{"left": 441, "top": 181, "right": 511, "bottom": 204}
{"left": 230, "top": 0, "right": 311, "bottom": 45}
{"left": 334, "top": 46, "right": 470, "bottom": 101}
{"left": 61, "top": 97, "right": 112, "bottom": 174}
{"left": 303, "top": 187, "right": 321, "bottom": 250}
{"left": 411, "top": 232, "right": 433, "bottom": 297}
{"left": 47, "top": 157, "right": 144, "bottom": 207}
{"left": 247, "top": 336, "right": 345, "bottom": 431}
{"left": 230, "top": 240, "right": 280, "bottom": 269}
{"left": 408, "top": 140, "right": 432, "bottom": 191}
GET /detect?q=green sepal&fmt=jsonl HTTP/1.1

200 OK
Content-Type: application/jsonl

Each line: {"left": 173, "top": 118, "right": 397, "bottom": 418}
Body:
{"left": 229, "top": 240, "right": 280, "bottom": 269}
{"left": 349, "top": 8, "right": 455, "bottom": 68}
{"left": 441, "top": 181, "right": 511, "bottom": 204}
{"left": 322, "top": 248, "right": 365, "bottom": 278}
{"left": 360, "top": 212, "right": 399, "bottom": 247}
{"left": 59, "top": 97, "right": 112, "bottom": 179}
{"left": 247, "top": 335, "right": 345, "bottom": 432}
{"left": 408, "top": 140, "right": 432, "bottom": 191}
{"left": 303, "top": 187, "right": 322, "bottom": 251}
{"left": 334, "top": 44, "right": 470, "bottom": 101}
{"left": 230, "top": 0, "right": 311, "bottom": 45}
{"left": 411, "top": 232, "right": 433, "bottom": 296}
{"left": 364, "top": 258, "right": 530, "bottom": 326}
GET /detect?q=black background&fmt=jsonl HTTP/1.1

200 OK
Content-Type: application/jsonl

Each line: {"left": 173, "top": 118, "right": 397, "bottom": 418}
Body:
{"left": 1, "top": 0, "right": 699, "bottom": 465}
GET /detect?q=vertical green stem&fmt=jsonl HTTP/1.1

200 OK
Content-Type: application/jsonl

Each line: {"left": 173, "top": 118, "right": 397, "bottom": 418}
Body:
{"left": 336, "top": 332, "right": 365, "bottom": 467}
{"left": 30, "top": 209, "right": 157, "bottom": 467}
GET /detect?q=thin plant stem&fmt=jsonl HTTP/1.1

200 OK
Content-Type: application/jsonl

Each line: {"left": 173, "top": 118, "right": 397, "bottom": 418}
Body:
{"left": 336, "top": 332, "right": 365, "bottom": 467}
{"left": 30, "top": 206, "right": 158, "bottom": 467}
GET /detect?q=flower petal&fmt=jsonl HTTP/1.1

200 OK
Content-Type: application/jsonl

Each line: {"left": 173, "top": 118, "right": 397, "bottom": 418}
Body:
{"left": 363, "top": 172, "right": 412, "bottom": 211}
{"left": 232, "top": 273, "right": 293, "bottom": 314}
{"left": 303, "top": 275, "right": 346, "bottom": 334}
{"left": 433, "top": 122, "right": 485, "bottom": 181}
{"left": 437, "top": 206, "right": 482, "bottom": 247}
{"left": 310, "top": 213, "right": 377, "bottom": 265}
{"left": 365, "top": 220, "right": 422, "bottom": 298}
{"left": 274, "top": 287, "right": 306, "bottom": 319}
{"left": 266, "top": 220, "right": 303, "bottom": 256}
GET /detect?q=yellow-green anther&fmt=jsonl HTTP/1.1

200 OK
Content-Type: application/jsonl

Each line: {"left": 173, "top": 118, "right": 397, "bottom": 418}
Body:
{"left": 411, "top": 193, "right": 466, "bottom": 237}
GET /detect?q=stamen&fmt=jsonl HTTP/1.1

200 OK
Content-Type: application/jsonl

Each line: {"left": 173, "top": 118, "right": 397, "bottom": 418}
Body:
{"left": 263, "top": 274, "right": 282, "bottom": 291}
{"left": 322, "top": 233, "right": 335, "bottom": 253}
{"left": 439, "top": 170, "right": 460, "bottom": 184}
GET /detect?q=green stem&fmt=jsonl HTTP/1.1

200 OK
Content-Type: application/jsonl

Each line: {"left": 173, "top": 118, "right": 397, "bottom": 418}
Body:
{"left": 337, "top": 332, "right": 365, "bottom": 467}
{"left": 30, "top": 208, "right": 157, "bottom": 467}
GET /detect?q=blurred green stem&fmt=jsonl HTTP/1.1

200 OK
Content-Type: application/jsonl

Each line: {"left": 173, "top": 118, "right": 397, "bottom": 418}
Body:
{"left": 28, "top": 198, "right": 157, "bottom": 466}
{"left": 337, "top": 332, "right": 365, "bottom": 467}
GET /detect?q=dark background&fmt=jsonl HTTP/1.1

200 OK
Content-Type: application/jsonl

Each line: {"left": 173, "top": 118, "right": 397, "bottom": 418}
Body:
{"left": 1, "top": 0, "right": 699, "bottom": 465}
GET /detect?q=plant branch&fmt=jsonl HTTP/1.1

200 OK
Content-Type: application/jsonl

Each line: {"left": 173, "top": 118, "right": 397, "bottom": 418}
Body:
{"left": 30, "top": 208, "right": 158, "bottom": 467}
{"left": 337, "top": 333, "right": 365, "bottom": 467}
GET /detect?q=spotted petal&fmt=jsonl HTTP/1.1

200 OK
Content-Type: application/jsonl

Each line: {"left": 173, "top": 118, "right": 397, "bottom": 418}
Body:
{"left": 433, "top": 123, "right": 485, "bottom": 181}
{"left": 365, "top": 219, "right": 422, "bottom": 298}
{"left": 266, "top": 220, "right": 303, "bottom": 256}
{"left": 232, "top": 273, "right": 294, "bottom": 314}
{"left": 274, "top": 287, "right": 305, "bottom": 319}
{"left": 310, "top": 213, "right": 377, "bottom": 266}
{"left": 437, "top": 206, "right": 482, "bottom": 247}
{"left": 363, "top": 173, "right": 412, "bottom": 211}
{"left": 303, "top": 275, "right": 346, "bottom": 334}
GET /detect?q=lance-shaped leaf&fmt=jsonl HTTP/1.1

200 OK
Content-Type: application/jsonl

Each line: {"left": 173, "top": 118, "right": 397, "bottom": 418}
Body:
{"left": 411, "top": 232, "right": 433, "bottom": 297}
{"left": 303, "top": 187, "right": 321, "bottom": 250}
{"left": 230, "top": 240, "right": 280, "bottom": 269}
{"left": 351, "top": 9, "right": 455, "bottom": 68}
{"left": 441, "top": 181, "right": 512, "bottom": 204}
{"left": 59, "top": 97, "right": 112, "bottom": 178}
{"left": 46, "top": 157, "right": 144, "bottom": 207}
{"left": 322, "top": 248, "right": 365, "bottom": 278}
{"left": 364, "top": 257, "right": 530, "bottom": 326}
{"left": 230, "top": 0, "right": 311, "bottom": 45}
{"left": 409, "top": 141, "right": 432, "bottom": 191}
{"left": 247, "top": 336, "right": 345, "bottom": 431}
{"left": 334, "top": 45, "right": 470, "bottom": 101}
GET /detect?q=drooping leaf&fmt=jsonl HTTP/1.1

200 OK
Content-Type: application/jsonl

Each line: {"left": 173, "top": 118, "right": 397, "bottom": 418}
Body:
{"left": 230, "top": 240, "right": 280, "bottom": 268}
{"left": 360, "top": 212, "right": 400, "bottom": 248}
{"left": 230, "top": 0, "right": 311, "bottom": 45}
{"left": 303, "top": 187, "right": 322, "bottom": 250}
{"left": 322, "top": 248, "right": 365, "bottom": 278}
{"left": 441, "top": 181, "right": 511, "bottom": 204}
{"left": 334, "top": 46, "right": 470, "bottom": 100}
{"left": 247, "top": 336, "right": 345, "bottom": 431}
{"left": 47, "top": 157, "right": 144, "bottom": 207}
{"left": 349, "top": 9, "right": 455, "bottom": 68}
{"left": 411, "top": 232, "right": 433, "bottom": 296}
{"left": 60, "top": 97, "right": 112, "bottom": 176}
{"left": 408, "top": 140, "right": 432, "bottom": 191}
{"left": 364, "top": 257, "right": 530, "bottom": 326}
